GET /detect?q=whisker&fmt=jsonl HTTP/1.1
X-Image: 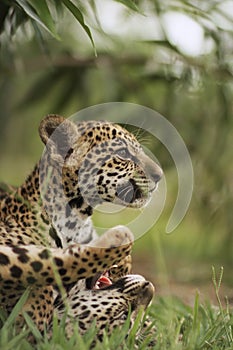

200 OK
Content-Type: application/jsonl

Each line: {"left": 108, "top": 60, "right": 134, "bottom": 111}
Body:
{"left": 117, "top": 185, "right": 132, "bottom": 197}
{"left": 121, "top": 186, "right": 133, "bottom": 202}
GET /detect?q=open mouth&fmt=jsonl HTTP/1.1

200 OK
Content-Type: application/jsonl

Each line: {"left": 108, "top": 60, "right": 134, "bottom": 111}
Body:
{"left": 116, "top": 179, "right": 145, "bottom": 204}
{"left": 86, "top": 271, "right": 113, "bottom": 290}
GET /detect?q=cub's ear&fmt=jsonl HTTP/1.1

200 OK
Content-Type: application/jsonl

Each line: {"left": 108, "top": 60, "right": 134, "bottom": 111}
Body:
{"left": 39, "top": 114, "right": 77, "bottom": 160}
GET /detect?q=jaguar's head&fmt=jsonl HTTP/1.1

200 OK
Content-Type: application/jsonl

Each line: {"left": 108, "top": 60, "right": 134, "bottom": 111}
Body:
{"left": 39, "top": 115, "right": 163, "bottom": 212}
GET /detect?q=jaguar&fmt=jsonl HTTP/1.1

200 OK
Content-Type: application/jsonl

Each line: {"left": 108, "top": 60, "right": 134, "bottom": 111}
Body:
{"left": 0, "top": 114, "right": 162, "bottom": 340}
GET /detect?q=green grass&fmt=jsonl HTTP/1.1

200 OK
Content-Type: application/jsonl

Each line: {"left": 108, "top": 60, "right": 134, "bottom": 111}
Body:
{"left": 0, "top": 270, "right": 232, "bottom": 350}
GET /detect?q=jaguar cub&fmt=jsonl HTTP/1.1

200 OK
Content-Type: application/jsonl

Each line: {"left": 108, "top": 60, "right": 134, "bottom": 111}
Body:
{"left": 0, "top": 115, "right": 162, "bottom": 338}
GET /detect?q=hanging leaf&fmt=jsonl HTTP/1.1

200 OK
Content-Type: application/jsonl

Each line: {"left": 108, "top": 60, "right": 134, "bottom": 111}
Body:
{"left": 114, "top": 0, "right": 139, "bottom": 12}
{"left": 26, "top": 0, "right": 59, "bottom": 38}
{"left": 15, "top": 0, "right": 60, "bottom": 39}
{"left": 61, "top": 0, "right": 96, "bottom": 54}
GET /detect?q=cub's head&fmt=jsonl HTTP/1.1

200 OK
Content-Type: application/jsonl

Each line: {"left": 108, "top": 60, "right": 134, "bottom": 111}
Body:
{"left": 39, "top": 114, "right": 162, "bottom": 210}
{"left": 56, "top": 274, "right": 154, "bottom": 339}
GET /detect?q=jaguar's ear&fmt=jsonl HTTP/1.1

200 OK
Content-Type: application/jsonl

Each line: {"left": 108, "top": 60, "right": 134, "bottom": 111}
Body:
{"left": 39, "top": 115, "right": 65, "bottom": 145}
{"left": 39, "top": 114, "right": 77, "bottom": 161}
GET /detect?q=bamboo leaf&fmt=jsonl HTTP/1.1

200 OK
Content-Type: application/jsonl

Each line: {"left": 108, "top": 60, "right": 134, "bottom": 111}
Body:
{"left": 15, "top": 0, "right": 60, "bottom": 39}
{"left": 61, "top": 0, "right": 96, "bottom": 54}
{"left": 27, "top": 0, "right": 58, "bottom": 38}
{"left": 114, "top": 0, "right": 139, "bottom": 12}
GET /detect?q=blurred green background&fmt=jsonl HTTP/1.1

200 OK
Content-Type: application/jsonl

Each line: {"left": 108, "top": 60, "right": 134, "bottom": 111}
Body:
{"left": 0, "top": 0, "right": 232, "bottom": 304}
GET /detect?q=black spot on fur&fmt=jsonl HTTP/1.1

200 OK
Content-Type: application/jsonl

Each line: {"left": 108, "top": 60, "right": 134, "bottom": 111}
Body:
{"left": 10, "top": 265, "right": 23, "bottom": 278}
{"left": 59, "top": 268, "right": 67, "bottom": 276}
{"left": 31, "top": 261, "right": 43, "bottom": 272}
{"left": 49, "top": 226, "right": 62, "bottom": 248}
{"left": 39, "top": 249, "right": 50, "bottom": 259}
{"left": 27, "top": 276, "right": 37, "bottom": 284}
{"left": 12, "top": 247, "right": 29, "bottom": 263}
{"left": 80, "top": 206, "right": 93, "bottom": 216}
{"left": 46, "top": 277, "right": 54, "bottom": 284}
{"left": 71, "top": 196, "right": 84, "bottom": 208}
{"left": 54, "top": 257, "right": 64, "bottom": 267}
{"left": 0, "top": 253, "right": 10, "bottom": 265}
{"left": 78, "top": 268, "right": 86, "bottom": 275}
{"left": 97, "top": 175, "right": 104, "bottom": 185}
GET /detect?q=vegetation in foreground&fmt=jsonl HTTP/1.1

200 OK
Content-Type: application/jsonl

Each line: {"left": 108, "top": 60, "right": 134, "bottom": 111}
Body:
{"left": 0, "top": 268, "right": 232, "bottom": 350}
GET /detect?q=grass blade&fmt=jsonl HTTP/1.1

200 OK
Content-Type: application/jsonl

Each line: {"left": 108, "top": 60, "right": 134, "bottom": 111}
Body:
{"left": 22, "top": 312, "right": 43, "bottom": 341}
{"left": 1, "top": 288, "right": 30, "bottom": 331}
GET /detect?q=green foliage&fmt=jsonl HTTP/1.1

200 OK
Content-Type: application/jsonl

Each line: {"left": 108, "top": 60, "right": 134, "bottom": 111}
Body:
{"left": 0, "top": 0, "right": 140, "bottom": 49}
{"left": 0, "top": 278, "right": 232, "bottom": 350}
{"left": 15, "top": 0, "right": 59, "bottom": 39}
{"left": 0, "top": 289, "right": 31, "bottom": 349}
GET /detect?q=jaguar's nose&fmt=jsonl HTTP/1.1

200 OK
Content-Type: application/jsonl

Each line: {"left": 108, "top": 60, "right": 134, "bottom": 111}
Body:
{"left": 145, "top": 159, "right": 163, "bottom": 184}
{"left": 150, "top": 170, "right": 163, "bottom": 184}
{"left": 139, "top": 150, "right": 163, "bottom": 185}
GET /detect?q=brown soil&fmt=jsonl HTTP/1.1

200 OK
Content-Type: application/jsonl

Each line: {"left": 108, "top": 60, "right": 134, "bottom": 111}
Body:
{"left": 133, "top": 256, "right": 233, "bottom": 307}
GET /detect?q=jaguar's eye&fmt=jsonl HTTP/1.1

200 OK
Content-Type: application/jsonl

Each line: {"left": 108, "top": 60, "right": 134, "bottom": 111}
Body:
{"left": 116, "top": 148, "right": 130, "bottom": 159}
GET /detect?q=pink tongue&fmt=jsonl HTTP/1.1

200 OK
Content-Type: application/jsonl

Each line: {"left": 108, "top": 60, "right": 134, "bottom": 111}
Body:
{"left": 98, "top": 276, "right": 112, "bottom": 288}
